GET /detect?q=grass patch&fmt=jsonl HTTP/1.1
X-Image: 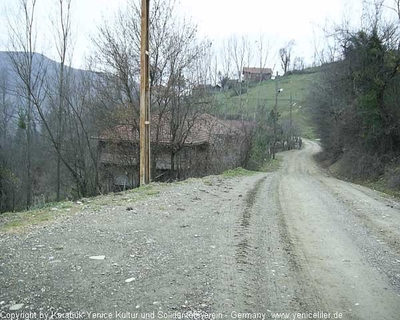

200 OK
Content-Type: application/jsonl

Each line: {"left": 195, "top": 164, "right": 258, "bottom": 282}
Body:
{"left": 0, "top": 183, "right": 163, "bottom": 233}
{"left": 0, "top": 202, "right": 79, "bottom": 233}
{"left": 95, "top": 184, "right": 161, "bottom": 206}
{"left": 59, "top": 203, "right": 73, "bottom": 209}
{"left": 202, "top": 179, "right": 213, "bottom": 186}
{"left": 363, "top": 180, "right": 400, "bottom": 199}
{"left": 222, "top": 167, "right": 257, "bottom": 178}
{"left": 259, "top": 156, "right": 282, "bottom": 172}
{"left": 212, "top": 71, "right": 319, "bottom": 139}
{"left": 174, "top": 177, "right": 200, "bottom": 185}
{"left": 326, "top": 174, "right": 400, "bottom": 200}
{"left": 316, "top": 152, "right": 400, "bottom": 199}
{"left": 340, "top": 174, "right": 400, "bottom": 200}
{"left": 145, "top": 190, "right": 160, "bottom": 196}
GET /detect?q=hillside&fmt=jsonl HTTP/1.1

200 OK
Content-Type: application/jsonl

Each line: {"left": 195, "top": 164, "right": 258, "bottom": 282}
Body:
{"left": 0, "top": 51, "right": 93, "bottom": 82}
{"left": 212, "top": 69, "right": 320, "bottom": 139}
{"left": 0, "top": 51, "right": 96, "bottom": 108}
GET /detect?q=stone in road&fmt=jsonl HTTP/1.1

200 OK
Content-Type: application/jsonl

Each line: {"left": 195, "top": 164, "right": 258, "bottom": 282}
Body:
{"left": 1, "top": 140, "right": 399, "bottom": 320}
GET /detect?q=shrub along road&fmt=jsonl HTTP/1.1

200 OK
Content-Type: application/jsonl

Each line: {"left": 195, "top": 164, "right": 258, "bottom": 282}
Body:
{"left": 1, "top": 141, "right": 400, "bottom": 319}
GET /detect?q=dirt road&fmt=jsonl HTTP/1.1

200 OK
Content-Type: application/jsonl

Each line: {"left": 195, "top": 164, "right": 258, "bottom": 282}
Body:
{"left": 1, "top": 140, "right": 400, "bottom": 319}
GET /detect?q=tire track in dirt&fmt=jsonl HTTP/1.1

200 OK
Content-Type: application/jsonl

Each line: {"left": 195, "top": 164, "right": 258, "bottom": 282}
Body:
{"left": 275, "top": 180, "right": 328, "bottom": 313}
{"left": 320, "top": 177, "right": 400, "bottom": 256}
{"left": 230, "top": 175, "right": 268, "bottom": 312}
{"left": 235, "top": 176, "right": 267, "bottom": 266}
{"left": 274, "top": 140, "right": 400, "bottom": 320}
{"left": 208, "top": 173, "right": 270, "bottom": 314}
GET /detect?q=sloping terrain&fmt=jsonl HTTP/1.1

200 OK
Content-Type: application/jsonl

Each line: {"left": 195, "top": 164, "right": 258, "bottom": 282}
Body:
{"left": 1, "top": 141, "right": 400, "bottom": 319}
{"left": 213, "top": 70, "right": 319, "bottom": 139}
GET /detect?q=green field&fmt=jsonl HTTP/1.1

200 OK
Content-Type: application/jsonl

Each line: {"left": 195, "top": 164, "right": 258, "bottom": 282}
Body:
{"left": 212, "top": 69, "right": 320, "bottom": 139}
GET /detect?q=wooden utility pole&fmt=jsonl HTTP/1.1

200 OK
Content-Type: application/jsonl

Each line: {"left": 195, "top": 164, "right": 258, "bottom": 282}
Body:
{"left": 140, "top": 0, "right": 150, "bottom": 185}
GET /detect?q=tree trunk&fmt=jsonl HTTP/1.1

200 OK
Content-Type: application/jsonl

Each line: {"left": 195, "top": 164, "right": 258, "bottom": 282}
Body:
{"left": 170, "top": 150, "right": 175, "bottom": 180}
{"left": 26, "top": 102, "right": 32, "bottom": 209}
{"left": 56, "top": 154, "right": 61, "bottom": 201}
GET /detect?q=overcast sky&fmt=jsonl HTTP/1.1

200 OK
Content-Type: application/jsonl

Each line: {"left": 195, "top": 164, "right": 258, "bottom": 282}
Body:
{"left": 0, "top": 0, "right": 377, "bottom": 70}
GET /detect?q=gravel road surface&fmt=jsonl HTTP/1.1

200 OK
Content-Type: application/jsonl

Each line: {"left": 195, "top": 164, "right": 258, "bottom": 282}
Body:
{"left": 1, "top": 140, "right": 400, "bottom": 320}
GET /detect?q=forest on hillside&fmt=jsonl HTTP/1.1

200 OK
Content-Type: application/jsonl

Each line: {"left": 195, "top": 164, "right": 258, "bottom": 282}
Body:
{"left": 310, "top": 1, "right": 400, "bottom": 190}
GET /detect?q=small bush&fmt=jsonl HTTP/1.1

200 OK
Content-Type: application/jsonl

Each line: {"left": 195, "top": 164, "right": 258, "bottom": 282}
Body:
{"left": 222, "top": 167, "right": 256, "bottom": 177}
{"left": 229, "top": 87, "right": 248, "bottom": 97}
{"left": 337, "top": 151, "right": 384, "bottom": 181}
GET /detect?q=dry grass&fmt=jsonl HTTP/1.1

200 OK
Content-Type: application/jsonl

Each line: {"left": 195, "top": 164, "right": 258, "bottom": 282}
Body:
{"left": 0, "top": 184, "right": 162, "bottom": 233}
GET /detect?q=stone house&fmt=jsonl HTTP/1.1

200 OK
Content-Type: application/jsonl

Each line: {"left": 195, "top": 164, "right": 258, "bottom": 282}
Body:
{"left": 95, "top": 113, "right": 253, "bottom": 191}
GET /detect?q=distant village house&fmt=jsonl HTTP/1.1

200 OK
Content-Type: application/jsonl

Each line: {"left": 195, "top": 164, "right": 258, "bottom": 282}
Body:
{"left": 243, "top": 67, "right": 273, "bottom": 82}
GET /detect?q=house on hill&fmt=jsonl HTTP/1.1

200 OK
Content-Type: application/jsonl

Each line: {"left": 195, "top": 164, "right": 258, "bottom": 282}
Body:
{"left": 243, "top": 67, "right": 273, "bottom": 82}
{"left": 95, "top": 114, "right": 253, "bottom": 191}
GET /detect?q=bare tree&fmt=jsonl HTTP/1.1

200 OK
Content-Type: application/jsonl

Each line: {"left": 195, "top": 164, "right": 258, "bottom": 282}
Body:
{"left": 0, "top": 67, "right": 17, "bottom": 212}
{"left": 225, "top": 34, "right": 252, "bottom": 118}
{"left": 279, "top": 40, "right": 295, "bottom": 74}
{"left": 216, "top": 39, "right": 234, "bottom": 117}
{"left": 7, "top": 0, "right": 99, "bottom": 201}
{"left": 219, "top": 39, "right": 233, "bottom": 83}
{"left": 44, "top": 0, "right": 100, "bottom": 198}
{"left": 51, "top": 0, "right": 73, "bottom": 201}
{"left": 391, "top": 0, "right": 400, "bottom": 19}
{"left": 255, "top": 34, "right": 271, "bottom": 105}
{"left": 230, "top": 35, "right": 248, "bottom": 83}
{"left": 91, "top": 0, "right": 212, "bottom": 183}
{"left": 62, "top": 70, "right": 102, "bottom": 196}
{"left": 6, "top": 0, "right": 47, "bottom": 209}
{"left": 229, "top": 35, "right": 251, "bottom": 96}
{"left": 293, "top": 56, "right": 305, "bottom": 71}
{"left": 0, "top": 68, "right": 14, "bottom": 147}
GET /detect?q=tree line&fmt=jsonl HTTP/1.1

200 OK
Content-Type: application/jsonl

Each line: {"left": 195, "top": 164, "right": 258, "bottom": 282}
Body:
{"left": 0, "top": 0, "right": 215, "bottom": 212}
{"left": 310, "top": 0, "right": 400, "bottom": 188}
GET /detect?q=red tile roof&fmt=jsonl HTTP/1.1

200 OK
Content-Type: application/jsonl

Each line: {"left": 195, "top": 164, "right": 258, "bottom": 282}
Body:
{"left": 243, "top": 67, "right": 273, "bottom": 74}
